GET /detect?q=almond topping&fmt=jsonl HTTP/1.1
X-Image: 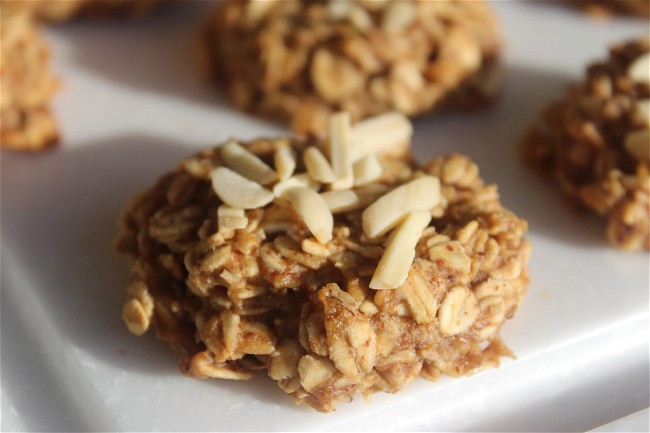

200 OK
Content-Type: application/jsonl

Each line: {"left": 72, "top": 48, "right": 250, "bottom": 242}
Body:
{"left": 369, "top": 211, "right": 432, "bottom": 290}
{"left": 362, "top": 176, "right": 441, "bottom": 238}
{"left": 628, "top": 52, "right": 650, "bottom": 83}
{"left": 218, "top": 205, "right": 248, "bottom": 229}
{"left": 274, "top": 143, "right": 297, "bottom": 181}
{"left": 273, "top": 173, "right": 321, "bottom": 198}
{"left": 287, "top": 187, "right": 333, "bottom": 244}
{"left": 320, "top": 190, "right": 361, "bottom": 213}
{"left": 328, "top": 112, "right": 354, "bottom": 190}
{"left": 304, "top": 146, "right": 336, "bottom": 183}
{"left": 349, "top": 112, "right": 413, "bottom": 161}
{"left": 211, "top": 167, "right": 274, "bottom": 209}
{"left": 353, "top": 154, "right": 383, "bottom": 186}
{"left": 221, "top": 140, "right": 277, "bottom": 185}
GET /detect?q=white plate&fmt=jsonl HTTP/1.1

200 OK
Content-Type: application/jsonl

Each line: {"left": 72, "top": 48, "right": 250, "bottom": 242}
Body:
{"left": 1, "top": 1, "right": 648, "bottom": 431}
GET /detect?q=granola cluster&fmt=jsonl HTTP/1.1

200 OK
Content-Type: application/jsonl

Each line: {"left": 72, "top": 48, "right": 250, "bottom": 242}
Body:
{"left": 204, "top": 0, "right": 501, "bottom": 135}
{"left": 116, "top": 113, "right": 530, "bottom": 412}
{"left": 522, "top": 39, "right": 650, "bottom": 250}
{"left": 0, "top": 4, "right": 59, "bottom": 151}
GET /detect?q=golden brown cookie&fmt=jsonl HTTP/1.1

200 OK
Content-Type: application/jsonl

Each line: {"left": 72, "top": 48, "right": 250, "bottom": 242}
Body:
{"left": 116, "top": 112, "right": 530, "bottom": 412}
{"left": 522, "top": 39, "right": 649, "bottom": 250}
{"left": 204, "top": 0, "right": 502, "bottom": 135}
{"left": 0, "top": 4, "right": 59, "bottom": 151}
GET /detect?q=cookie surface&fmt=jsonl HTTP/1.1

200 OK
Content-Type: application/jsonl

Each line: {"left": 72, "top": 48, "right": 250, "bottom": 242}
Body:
{"left": 522, "top": 39, "right": 649, "bottom": 250}
{"left": 0, "top": 5, "right": 59, "bottom": 151}
{"left": 204, "top": 0, "right": 501, "bottom": 135}
{"left": 116, "top": 112, "right": 530, "bottom": 412}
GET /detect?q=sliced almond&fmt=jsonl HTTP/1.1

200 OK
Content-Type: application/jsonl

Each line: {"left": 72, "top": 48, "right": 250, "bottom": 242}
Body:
{"left": 628, "top": 52, "right": 650, "bottom": 83}
{"left": 362, "top": 176, "right": 440, "bottom": 238}
{"left": 211, "top": 167, "right": 274, "bottom": 209}
{"left": 274, "top": 144, "right": 296, "bottom": 181}
{"left": 624, "top": 129, "right": 650, "bottom": 162}
{"left": 304, "top": 146, "right": 336, "bottom": 183}
{"left": 369, "top": 211, "right": 431, "bottom": 290}
{"left": 218, "top": 205, "right": 248, "bottom": 229}
{"left": 349, "top": 112, "right": 413, "bottom": 161}
{"left": 273, "top": 173, "right": 321, "bottom": 198}
{"left": 353, "top": 154, "right": 383, "bottom": 186}
{"left": 287, "top": 187, "right": 333, "bottom": 244}
{"left": 382, "top": 0, "right": 416, "bottom": 34}
{"left": 326, "top": 0, "right": 353, "bottom": 20}
{"left": 328, "top": 112, "right": 354, "bottom": 190}
{"left": 320, "top": 190, "right": 361, "bottom": 213}
{"left": 221, "top": 140, "right": 277, "bottom": 185}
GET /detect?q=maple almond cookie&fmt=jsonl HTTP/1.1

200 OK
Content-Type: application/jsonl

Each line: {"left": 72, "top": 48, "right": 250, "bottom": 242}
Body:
{"left": 116, "top": 112, "right": 530, "bottom": 412}
{"left": 0, "top": 4, "right": 59, "bottom": 151}
{"left": 204, "top": 0, "right": 501, "bottom": 135}
{"left": 522, "top": 39, "right": 649, "bottom": 250}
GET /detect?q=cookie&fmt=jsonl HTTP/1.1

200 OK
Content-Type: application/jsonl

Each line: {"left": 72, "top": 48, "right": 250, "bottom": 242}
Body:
{"left": 203, "top": 0, "right": 501, "bottom": 135}
{"left": 116, "top": 112, "right": 530, "bottom": 412}
{"left": 522, "top": 39, "right": 649, "bottom": 250}
{"left": 0, "top": 4, "right": 59, "bottom": 151}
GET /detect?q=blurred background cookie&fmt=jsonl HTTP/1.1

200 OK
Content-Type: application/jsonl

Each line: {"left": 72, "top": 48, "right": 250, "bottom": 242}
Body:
{"left": 204, "top": 0, "right": 502, "bottom": 135}
{"left": 0, "top": 4, "right": 59, "bottom": 151}
{"left": 522, "top": 39, "right": 649, "bottom": 250}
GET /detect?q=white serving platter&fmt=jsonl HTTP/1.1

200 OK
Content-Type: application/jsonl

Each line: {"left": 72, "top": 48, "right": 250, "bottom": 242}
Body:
{"left": 1, "top": 1, "right": 648, "bottom": 431}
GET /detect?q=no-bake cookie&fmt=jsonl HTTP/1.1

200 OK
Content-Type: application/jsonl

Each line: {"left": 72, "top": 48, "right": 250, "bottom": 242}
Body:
{"left": 522, "top": 39, "right": 649, "bottom": 250}
{"left": 0, "top": 4, "right": 59, "bottom": 151}
{"left": 204, "top": 0, "right": 501, "bottom": 135}
{"left": 116, "top": 112, "right": 530, "bottom": 412}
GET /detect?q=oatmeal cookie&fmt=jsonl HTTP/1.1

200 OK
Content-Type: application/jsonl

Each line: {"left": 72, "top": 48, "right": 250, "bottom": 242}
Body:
{"left": 522, "top": 39, "right": 649, "bottom": 250}
{"left": 0, "top": 4, "right": 59, "bottom": 151}
{"left": 116, "top": 112, "right": 530, "bottom": 412}
{"left": 204, "top": 0, "right": 502, "bottom": 135}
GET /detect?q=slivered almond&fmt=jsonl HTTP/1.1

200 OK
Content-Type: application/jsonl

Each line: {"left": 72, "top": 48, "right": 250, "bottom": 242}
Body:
{"left": 328, "top": 112, "right": 354, "bottom": 190}
{"left": 287, "top": 187, "right": 333, "bottom": 244}
{"left": 628, "top": 53, "right": 650, "bottom": 83}
{"left": 362, "top": 176, "right": 440, "bottom": 238}
{"left": 349, "top": 112, "right": 413, "bottom": 161}
{"left": 353, "top": 154, "right": 383, "bottom": 186}
{"left": 274, "top": 144, "right": 296, "bottom": 181}
{"left": 320, "top": 190, "right": 361, "bottom": 213}
{"left": 218, "top": 205, "right": 248, "bottom": 229}
{"left": 221, "top": 140, "right": 277, "bottom": 185}
{"left": 304, "top": 146, "right": 336, "bottom": 183}
{"left": 369, "top": 211, "right": 431, "bottom": 290}
{"left": 273, "top": 173, "right": 321, "bottom": 198}
{"left": 211, "top": 167, "right": 274, "bottom": 209}
{"left": 624, "top": 129, "right": 650, "bottom": 162}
